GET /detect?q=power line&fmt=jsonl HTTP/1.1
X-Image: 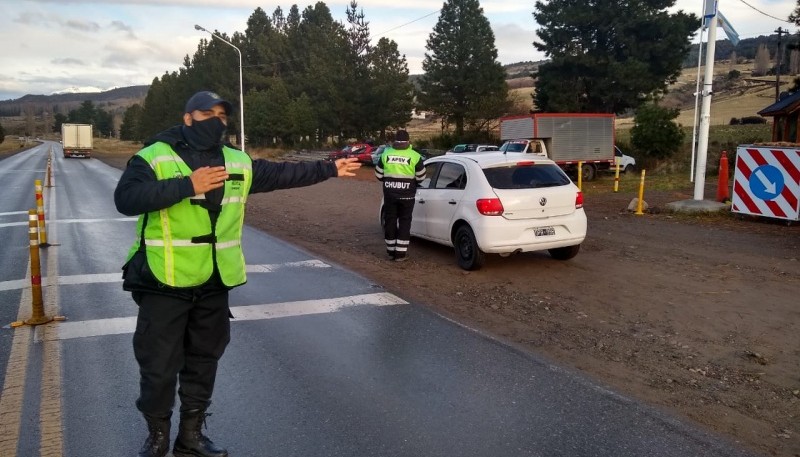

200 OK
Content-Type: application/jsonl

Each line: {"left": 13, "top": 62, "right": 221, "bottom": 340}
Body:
{"left": 735, "top": 0, "right": 793, "bottom": 23}
{"left": 373, "top": 10, "right": 440, "bottom": 38}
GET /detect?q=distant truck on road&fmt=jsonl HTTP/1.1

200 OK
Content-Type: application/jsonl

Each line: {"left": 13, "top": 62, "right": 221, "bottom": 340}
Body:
{"left": 499, "top": 113, "right": 634, "bottom": 181}
{"left": 61, "top": 123, "right": 93, "bottom": 158}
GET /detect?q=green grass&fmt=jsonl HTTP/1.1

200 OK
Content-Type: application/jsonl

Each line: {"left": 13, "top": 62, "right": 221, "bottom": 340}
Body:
{"left": 582, "top": 170, "right": 696, "bottom": 194}
{"left": 615, "top": 123, "right": 772, "bottom": 176}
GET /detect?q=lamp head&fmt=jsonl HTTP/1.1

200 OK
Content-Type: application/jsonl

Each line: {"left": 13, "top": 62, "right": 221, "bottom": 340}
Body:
{"left": 194, "top": 24, "right": 204, "bottom": 31}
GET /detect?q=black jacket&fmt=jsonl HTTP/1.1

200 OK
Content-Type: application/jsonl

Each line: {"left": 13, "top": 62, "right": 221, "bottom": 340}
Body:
{"left": 114, "top": 125, "right": 338, "bottom": 301}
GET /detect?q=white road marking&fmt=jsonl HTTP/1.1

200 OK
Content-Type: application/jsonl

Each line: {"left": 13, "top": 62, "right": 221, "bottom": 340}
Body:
{"left": 0, "top": 222, "right": 28, "bottom": 228}
{"left": 0, "top": 211, "right": 29, "bottom": 217}
{"left": 38, "top": 179, "right": 64, "bottom": 457}
{"left": 0, "top": 216, "right": 137, "bottom": 229}
{"left": 0, "top": 279, "right": 28, "bottom": 292}
{"left": 0, "top": 261, "right": 333, "bottom": 293}
{"left": 246, "top": 259, "right": 330, "bottom": 272}
{"left": 50, "top": 217, "right": 138, "bottom": 224}
{"left": 40, "top": 293, "right": 408, "bottom": 342}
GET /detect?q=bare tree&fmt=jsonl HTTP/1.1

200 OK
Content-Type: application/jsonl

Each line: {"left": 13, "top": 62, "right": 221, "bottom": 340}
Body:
{"left": 24, "top": 104, "right": 35, "bottom": 138}
{"left": 753, "top": 44, "right": 772, "bottom": 76}
{"left": 790, "top": 49, "right": 800, "bottom": 75}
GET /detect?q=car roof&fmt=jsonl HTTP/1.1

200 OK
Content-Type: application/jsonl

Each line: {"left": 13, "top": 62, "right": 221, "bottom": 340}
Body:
{"left": 427, "top": 151, "right": 557, "bottom": 168}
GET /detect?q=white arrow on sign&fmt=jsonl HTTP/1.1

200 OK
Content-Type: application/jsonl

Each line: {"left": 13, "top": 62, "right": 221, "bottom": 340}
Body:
{"left": 755, "top": 168, "right": 777, "bottom": 195}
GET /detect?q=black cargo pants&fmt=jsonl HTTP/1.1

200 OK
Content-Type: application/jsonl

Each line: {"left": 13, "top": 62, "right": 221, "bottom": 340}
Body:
{"left": 133, "top": 292, "right": 231, "bottom": 416}
{"left": 383, "top": 196, "right": 415, "bottom": 259}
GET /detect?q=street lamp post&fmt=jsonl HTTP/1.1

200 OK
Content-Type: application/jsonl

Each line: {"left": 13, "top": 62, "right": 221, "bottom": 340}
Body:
{"left": 194, "top": 24, "right": 245, "bottom": 152}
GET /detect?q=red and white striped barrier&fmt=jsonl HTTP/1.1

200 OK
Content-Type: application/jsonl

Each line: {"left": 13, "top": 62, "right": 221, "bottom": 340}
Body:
{"left": 732, "top": 146, "right": 800, "bottom": 221}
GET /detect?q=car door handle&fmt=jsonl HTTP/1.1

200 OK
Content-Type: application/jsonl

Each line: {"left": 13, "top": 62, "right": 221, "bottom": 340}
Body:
{"left": 448, "top": 200, "right": 457, "bottom": 205}
{"left": 418, "top": 199, "right": 426, "bottom": 204}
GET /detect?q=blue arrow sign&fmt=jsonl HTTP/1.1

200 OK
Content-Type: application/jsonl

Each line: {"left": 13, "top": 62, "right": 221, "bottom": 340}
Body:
{"left": 749, "top": 165, "right": 785, "bottom": 201}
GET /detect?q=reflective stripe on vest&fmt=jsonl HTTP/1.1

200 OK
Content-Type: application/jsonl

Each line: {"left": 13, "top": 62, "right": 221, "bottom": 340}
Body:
{"left": 126, "top": 143, "right": 253, "bottom": 287}
{"left": 381, "top": 147, "right": 421, "bottom": 179}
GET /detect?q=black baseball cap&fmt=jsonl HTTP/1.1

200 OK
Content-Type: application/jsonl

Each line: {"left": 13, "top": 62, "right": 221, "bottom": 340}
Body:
{"left": 185, "top": 91, "right": 232, "bottom": 115}
{"left": 395, "top": 129, "right": 410, "bottom": 142}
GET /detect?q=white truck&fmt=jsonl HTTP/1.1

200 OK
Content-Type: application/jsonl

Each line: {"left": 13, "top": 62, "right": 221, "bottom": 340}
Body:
{"left": 61, "top": 123, "right": 93, "bottom": 158}
{"left": 499, "top": 114, "right": 635, "bottom": 181}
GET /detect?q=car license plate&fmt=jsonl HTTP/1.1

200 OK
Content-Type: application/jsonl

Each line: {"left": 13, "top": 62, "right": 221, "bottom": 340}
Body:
{"left": 535, "top": 226, "right": 555, "bottom": 236}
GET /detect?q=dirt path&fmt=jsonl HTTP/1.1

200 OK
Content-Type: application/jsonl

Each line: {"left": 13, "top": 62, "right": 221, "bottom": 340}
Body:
{"left": 88, "top": 151, "right": 800, "bottom": 457}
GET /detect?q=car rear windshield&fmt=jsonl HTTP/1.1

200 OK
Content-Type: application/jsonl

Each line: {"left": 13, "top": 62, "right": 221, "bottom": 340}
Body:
{"left": 499, "top": 142, "right": 527, "bottom": 153}
{"left": 482, "top": 164, "right": 571, "bottom": 189}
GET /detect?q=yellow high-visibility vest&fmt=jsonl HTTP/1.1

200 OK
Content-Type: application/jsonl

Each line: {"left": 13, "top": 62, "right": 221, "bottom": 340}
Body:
{"left": 126, "top": 143, "right": 253, "bottom": 287}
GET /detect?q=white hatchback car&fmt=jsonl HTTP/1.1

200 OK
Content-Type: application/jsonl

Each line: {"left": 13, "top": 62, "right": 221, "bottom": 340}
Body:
{"left": 381, "top": 152, "right": 587, "bottom": 270}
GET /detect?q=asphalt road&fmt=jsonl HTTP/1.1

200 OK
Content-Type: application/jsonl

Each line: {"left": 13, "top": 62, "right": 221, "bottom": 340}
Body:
{"left": 0, "top": 142, "right": 759, "bottom": 457}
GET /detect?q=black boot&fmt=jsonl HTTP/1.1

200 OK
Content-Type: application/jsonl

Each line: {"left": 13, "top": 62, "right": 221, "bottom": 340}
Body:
{"left": 173, "top": 409, "right": 228, "bottom": 457}
{"left": 138, "top": 413, "right": 171, "bottom": 457}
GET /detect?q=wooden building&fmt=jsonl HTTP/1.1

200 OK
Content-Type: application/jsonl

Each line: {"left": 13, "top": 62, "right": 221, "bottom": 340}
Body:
{"left": 757, "top": 91, "right": 800, "bottom": 142}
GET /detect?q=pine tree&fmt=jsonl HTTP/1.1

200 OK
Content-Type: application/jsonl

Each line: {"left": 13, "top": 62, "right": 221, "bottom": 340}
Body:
{"left": 418, "top": 0, "right": 508, "bottom": 137}
{"left": 120, "top": 104, "right": 143, "bottom": 141}
{"left": 367, "top": 38, "right": 414, "bottom": 139}
{"left": 533, "top": 0, "right": 697, "bottom": 113}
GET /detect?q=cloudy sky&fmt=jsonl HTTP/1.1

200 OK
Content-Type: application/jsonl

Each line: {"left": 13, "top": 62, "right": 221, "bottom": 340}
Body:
{"left": 0, "top": 0, "right": 796, "bottom": 101}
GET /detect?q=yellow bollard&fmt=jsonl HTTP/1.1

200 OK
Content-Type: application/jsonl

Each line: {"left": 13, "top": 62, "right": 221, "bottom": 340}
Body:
{"left": 576, "top": 161, "right": 583, "bottom": 191}
{"left": 634, "top": 170, "right": 646, "bottom": 216}
{"left": 46, "top": 149, "right": 53, "bottom": 188}
{"left": 35, "top": 179, "right": 48, "bottom": 246}
{"left": 24, "top": 209, "right": 53, "bottom": 326}
{"left": 613, "top": 161, "right": 621, "bottom": 193}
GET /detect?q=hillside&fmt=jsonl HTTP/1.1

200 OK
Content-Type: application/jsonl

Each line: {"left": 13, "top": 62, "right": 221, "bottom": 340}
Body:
{"left": 0, "top": 85, "right": 149, "bottom": 118}
{"left": 499, "top": 59, "right": 787, "bottom": 128}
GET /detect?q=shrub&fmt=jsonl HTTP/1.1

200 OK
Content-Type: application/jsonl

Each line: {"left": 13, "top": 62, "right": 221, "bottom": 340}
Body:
{"left": 740, "top": 116, "right": 767, "bottom": 125}
{"left": 631, "top": 104, "right": 685, "bottom": 160}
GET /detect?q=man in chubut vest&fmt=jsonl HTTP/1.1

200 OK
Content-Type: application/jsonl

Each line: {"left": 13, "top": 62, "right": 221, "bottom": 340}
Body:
{"left": 374, "top": 129, "right": 426, "bottom": 261}
{"left": 114, "top": 91, "right": 361, "bottom": 457}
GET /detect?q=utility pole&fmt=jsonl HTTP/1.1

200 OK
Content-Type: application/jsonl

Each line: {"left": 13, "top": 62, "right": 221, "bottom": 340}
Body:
{"left": 694, "top": 3, "right": 718, "bottom": 201}
{"left": 776, "top": 27, "right": 785, "bottom": 101}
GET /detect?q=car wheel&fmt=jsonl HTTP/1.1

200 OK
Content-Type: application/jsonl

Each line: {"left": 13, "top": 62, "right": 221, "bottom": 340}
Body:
{"left": 454, "top": 225, "right": 485, "bottom": 270}
{"left": 581, "top": 163, "right": 596, "bottom": 181}
{"left": 623, "top": 164, "right": 634, "bottom": 174}
{"left": 548, "top": 244, "right": 580, "bottom": 260}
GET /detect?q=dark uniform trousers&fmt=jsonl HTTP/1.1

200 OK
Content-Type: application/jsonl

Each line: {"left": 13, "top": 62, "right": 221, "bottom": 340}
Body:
{"left": 383, "top": 196, "right": 416, "bottom": 259}
{"left": 133, "top": 292, "right": 231, "bottom": 417}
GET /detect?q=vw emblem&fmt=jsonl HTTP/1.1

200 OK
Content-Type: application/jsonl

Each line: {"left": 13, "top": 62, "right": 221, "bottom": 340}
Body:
{"left": 539, "top": 197, "right": 547, "bottom": 206}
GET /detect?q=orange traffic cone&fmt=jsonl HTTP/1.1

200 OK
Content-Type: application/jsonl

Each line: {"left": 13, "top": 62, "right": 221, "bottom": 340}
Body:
{"left": 717, "top": 150, "right": 730, "bottom": 203}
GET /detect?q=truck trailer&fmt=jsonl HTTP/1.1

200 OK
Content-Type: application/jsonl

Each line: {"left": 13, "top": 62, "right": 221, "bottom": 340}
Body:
{"left": 61, "top": 123, "right": 93, "bottom": 158}
{"left": 499, "top": 113, "right": 633, "bottom": 181}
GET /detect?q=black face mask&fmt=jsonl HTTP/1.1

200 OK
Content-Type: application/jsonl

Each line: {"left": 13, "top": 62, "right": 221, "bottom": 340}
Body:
{"left": 183, "top": 117, "right": 227, "bottom": 151}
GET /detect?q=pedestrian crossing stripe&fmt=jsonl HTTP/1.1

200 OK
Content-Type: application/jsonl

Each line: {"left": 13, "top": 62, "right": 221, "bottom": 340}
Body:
{"left": 37, "top": 293, "right": 408, "bottom": 342}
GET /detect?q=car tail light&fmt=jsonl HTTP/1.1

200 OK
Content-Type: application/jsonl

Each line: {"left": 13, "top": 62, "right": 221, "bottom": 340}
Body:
{"left": 476, "top": 198, "right": 504, "bottom": 216}
{"left": 516, "top": 161, "right": 535, "bottom": 166}
{"left": 575, "top": 191, "right": 584, "bottom": 209}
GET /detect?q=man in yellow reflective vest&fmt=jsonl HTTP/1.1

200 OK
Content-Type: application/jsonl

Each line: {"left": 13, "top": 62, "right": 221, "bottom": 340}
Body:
{"left": 114, "top": 91, "right": 361, "bottom": 457}
{"left": 374, "top": 130, "right": 426, "bottom": 261}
